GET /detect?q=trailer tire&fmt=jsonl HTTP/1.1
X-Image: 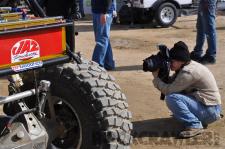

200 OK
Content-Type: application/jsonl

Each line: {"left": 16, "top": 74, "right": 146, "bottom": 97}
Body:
{"left": 155, "top": 2, "right": 178, "bottom": 27}
{"left": 22, "top": 59, "right": 133, "bottom": 149}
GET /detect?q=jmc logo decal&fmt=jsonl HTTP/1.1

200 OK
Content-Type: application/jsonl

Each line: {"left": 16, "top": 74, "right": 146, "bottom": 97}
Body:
{"left": 11, "top": 39, "right": 40, "bottom": 63}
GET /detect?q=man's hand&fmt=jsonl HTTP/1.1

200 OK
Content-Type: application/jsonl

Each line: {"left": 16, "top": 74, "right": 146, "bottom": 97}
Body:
{"left": 113, "top": 11, "right": 117, "bottom": 18}
{"left": 152, "top": 69, "right": 159, "bottom": 78}
{"left": 100, "top": 14, "right": 107, "bottom": 25}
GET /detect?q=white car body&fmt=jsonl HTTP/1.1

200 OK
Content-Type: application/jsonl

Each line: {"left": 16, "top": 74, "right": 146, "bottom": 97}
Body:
{"left": 118, "top": 0, "right": 198, "bottom": 27}
{"left": 132, "top": 0, "right": 193, "bottom": 8}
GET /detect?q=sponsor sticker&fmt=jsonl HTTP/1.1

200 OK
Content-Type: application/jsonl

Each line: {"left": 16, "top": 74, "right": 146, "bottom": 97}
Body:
{"left": 11, "top": 39, "right": 40, "bottom": 63}
{"left": 11, "top": 61, "right": 43, "bottom": 72}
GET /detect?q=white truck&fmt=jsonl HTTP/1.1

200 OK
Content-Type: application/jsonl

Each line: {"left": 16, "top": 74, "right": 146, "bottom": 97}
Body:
{"left": 118, "top": 0, "right": 198, "bottom": 27}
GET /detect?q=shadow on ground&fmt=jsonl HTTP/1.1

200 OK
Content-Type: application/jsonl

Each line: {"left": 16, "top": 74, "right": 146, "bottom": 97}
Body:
{"left": 132, "top": 117, "right": 183, "bottom": 139}
{"left": 114, "top": 65, "right": 143, "bottom": 71}
{"left": 132, "top": 117, "right": 221, "bottom": 146}
{"left": 75, "top": 23, "right": 159, "bottom": 33}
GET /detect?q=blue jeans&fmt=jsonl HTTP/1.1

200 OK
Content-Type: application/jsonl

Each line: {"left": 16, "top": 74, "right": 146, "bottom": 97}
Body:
{"left": 166, "top": 93, "right": 221, "bottom": 129}
{"left": 92, "top": 13, "right": 115, "bottom": 70}
{"left": 194, "top": 0, "right": 217, "bottom": 57}
{"left": 79, "top": 0, "right": 85, "bottom": 16}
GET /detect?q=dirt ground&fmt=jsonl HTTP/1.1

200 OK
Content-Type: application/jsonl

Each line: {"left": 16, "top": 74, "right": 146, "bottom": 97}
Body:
{"left": 1, "top": 15, "right": 225, "bottom": 149}
{"left": 74, "top": 15, "right": 225, "bottom": 149}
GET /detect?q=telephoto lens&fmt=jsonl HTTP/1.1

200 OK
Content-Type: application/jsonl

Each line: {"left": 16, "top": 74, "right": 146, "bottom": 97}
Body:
{"left": 143, "top": 44, "right": 170, "bottom": 72}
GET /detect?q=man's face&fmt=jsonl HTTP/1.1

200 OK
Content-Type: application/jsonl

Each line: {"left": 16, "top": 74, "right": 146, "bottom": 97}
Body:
{"left": 170, "top": 59, "right": 185, "bottom": 71}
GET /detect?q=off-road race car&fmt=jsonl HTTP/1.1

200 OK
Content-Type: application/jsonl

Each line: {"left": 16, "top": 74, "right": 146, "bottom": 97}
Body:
{"left": 0, "top": 0, "right": 133, "bottom": 148}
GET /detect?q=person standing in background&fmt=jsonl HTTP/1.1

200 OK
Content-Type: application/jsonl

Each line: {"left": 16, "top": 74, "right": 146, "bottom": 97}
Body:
{"left": 79, "top": 0, "right": 85, "bottom": 18}
{"left": 71, "top": 0, "right": 85, "bottom": 20}
{"left": 91, "top": 0, "right": 116, "bottom": 70}
{"left": 190, "top": 0, "right": 217, "bottom": 64}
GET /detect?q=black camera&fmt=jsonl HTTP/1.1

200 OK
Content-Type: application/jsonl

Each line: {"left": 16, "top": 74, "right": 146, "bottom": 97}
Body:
{"left": 143, "top": 44, "right": 170, "bottom": 73}
{"left": 143, "top": 44, "right": 171, "bottom": 99}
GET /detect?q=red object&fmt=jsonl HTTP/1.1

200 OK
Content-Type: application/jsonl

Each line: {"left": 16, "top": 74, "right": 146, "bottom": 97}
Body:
{"left": 0, "top": 27, "right": 66, "bottom": 68}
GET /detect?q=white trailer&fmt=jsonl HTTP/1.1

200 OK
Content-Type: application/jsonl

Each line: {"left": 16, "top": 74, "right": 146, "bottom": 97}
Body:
{"left": 118, "top": 0, "right": 198, "bottom": 27}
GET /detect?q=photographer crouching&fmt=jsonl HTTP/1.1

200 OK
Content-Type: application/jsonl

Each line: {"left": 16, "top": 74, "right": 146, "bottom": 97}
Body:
{"left": 144, "top": 41, "right": 222, "bottom": 138}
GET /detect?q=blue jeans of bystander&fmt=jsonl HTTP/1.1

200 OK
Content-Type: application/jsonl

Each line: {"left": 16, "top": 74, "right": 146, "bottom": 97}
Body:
{"left": 92, "top": 13, "right": 115, "bottom": 70}
{"left": 194, "top": 0, "right": 217, "bottom": 58}
{"left": 166, "top": 93, "right": 221, "bottom": 129}
{"left": 79, "top": 0, "right": 85, "bottom": 17}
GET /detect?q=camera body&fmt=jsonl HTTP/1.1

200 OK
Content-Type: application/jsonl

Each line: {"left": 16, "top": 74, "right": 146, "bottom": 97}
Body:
{"left": 143, "top": 44, "right": 171, "bottom": 99}
{"left": 143, "top": 44, "right": 170, "bottom": 75}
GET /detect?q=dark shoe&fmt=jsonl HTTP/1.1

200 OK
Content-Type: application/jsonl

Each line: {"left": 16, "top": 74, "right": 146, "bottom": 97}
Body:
{"left": 179, "top": 128, "right": 203, "bottom": 138}
{"left": 202, "top": 123, "right": 208, "bottom": 129}
{"left": 70, "top": 13, "right": 82, "bottom": 21}
{"left": 190, "top": 51, "right": 202, "bottom": 62}
{"left": 200, "top": 55, "right": 216, "bottom": 65}
{"left": 104, "top": 63, "right": 115, "bottom": 71}
{"left": 105, "top": 67, "right": 115, "bottom": 71}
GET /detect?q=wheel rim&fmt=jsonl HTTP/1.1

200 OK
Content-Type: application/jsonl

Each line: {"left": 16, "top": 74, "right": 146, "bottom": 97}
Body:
{"left": 50, "top": 96, "right": 82, "bottom": 149}
{"left": 160, "top": 6, "right": 175, "bottom": 24}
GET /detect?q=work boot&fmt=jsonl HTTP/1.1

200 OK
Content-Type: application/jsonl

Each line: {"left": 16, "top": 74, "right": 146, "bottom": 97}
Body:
{"left": 190, "top": 51, "right": 202, "bottom": 62}
{"left": 200, "top": 54, "right": 216, "bottom": 65}
{"left": 202, "top": 123, "right": 208, "bottom": 129}
{"left": 179, "top": 128, "right": 203, "bottom": 138}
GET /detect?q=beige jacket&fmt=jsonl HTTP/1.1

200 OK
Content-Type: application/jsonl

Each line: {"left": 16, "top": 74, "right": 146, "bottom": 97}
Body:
{"left": 153, "top": 61, "right": 221, "bottom": 105}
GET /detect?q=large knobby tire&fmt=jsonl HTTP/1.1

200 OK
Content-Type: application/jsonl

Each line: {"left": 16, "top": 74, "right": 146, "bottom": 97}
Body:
{"left": 155, "top": 2, "right": 178, "bottom": 27}
{"left": 29, "top": 60, "right": 133, "bottom": 149}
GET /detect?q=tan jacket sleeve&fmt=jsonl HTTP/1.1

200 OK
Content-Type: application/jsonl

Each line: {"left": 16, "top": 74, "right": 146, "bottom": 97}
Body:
{"left": 152, "top": 71, "right": 196, "bottom": 95}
